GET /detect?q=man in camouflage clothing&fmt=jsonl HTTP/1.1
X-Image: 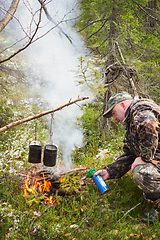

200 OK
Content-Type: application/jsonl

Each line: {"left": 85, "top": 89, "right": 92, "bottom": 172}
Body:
{"left": 95, "top": 92, "right": 160, "bottom": 223}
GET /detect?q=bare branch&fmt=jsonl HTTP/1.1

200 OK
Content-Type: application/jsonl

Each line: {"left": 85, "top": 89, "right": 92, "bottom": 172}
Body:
{"left": 38, "top": 0, "right": 73, "bottom": 44}
{"left": 0, "top": 4, "right": 43, "bottom": 64}
{"left": 85, "top": 18, "right": 108, "bottom": 42}
{"left": 115, "top": 42, "right": 125, "bottom": 64}
{"left": 133, "top": 1, "right": 160, "bottom": 23}
{"left": 0, "top": 96, "right": 89, "bottom": 133}
{"left": 118, "top": 202, "right": 141, "bottom": 222}
{"left": 0, "top": 1, "right": 78, "bottom": 64}
{"left": 60, "top": 167, "right": 89, "bottom": 176}
{"left": 77, "top": 17, "right": 110, "bottom": 33}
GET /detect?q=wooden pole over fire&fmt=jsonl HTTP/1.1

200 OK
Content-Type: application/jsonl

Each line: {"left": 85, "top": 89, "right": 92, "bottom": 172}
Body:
{"left": 0, "top": 96, "right": 89, "bottom": 133}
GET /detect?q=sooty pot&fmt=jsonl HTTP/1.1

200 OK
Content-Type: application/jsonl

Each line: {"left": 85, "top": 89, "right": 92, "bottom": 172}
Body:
{"left": 43, "top": 144, "right": 57, "bottom": 167}
{"left": 28, "top": 143, "right": 42, "bottom": 164}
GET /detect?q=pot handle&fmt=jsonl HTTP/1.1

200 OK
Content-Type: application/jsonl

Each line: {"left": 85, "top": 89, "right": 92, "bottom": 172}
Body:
{"left": 29, "top": 120, "right": 43, "bottom": 146}
{"left": 29, "top": 139, "right": 43, "bottom": 146}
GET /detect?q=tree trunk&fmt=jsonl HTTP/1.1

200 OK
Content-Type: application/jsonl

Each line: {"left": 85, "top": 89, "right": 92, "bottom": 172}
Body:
{"left": 0, "top": 0, "right": 20, "bottom": 32}
{"left": 102, "top": 4, "right": 118, "bottom": 132}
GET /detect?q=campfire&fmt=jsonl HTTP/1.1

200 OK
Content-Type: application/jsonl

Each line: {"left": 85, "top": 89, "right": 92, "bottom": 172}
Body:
{"left": 0, "top": 97, "right": 90, "bottom": 204}
{"left": 21, "top": 136, "right": 88, "bottom": 205}
{"left": 0, "top": 96, "right": 91, "bottom": 204}
{"left": 23, "top": 167, "right": 64, "bottom": 204}
{"left": 22, "top": 163, "right": 88, "bottom": 205}
{"left": 19, "top": 98, "right": 89, "bottom": 205}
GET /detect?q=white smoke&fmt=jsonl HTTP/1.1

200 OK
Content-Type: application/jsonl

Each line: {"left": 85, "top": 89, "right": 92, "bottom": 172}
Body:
{"left": 14, "top": 0, "right": 93, "bottom": 170}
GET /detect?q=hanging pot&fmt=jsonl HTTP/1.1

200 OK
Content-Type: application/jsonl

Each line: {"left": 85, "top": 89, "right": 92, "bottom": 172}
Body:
{"left": 43, "top": 144, "right": 57, "bottom": 167}
{"left": 28, "top": 140, "right": 42, "bottom": 164}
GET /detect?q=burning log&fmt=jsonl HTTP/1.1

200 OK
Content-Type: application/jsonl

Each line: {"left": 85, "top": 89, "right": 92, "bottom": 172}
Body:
{"left": 21, "top": 166, "right": 88, "bottom": 204}
{"left": 0, "top": 96, "right": 89, "bottom": 133}
{"left": 22, "top": 169, "right": 66, "bottom": 200}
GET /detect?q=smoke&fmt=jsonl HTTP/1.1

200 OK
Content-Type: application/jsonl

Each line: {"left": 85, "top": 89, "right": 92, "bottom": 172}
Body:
{"left": 14, "top": 0, "right": 93, "bottom": 170}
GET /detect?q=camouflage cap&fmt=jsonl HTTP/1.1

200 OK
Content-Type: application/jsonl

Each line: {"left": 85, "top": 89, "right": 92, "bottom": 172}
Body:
{"left": 103, "top": 92, "right": 133, "bottom": 118}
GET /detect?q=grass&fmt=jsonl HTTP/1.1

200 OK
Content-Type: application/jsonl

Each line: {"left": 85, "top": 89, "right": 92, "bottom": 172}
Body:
{"left": 0, "top": 100, "right": 160, "bottom": 240}
{"left": 1, "top": 172, "right": 159, "bottom": 239}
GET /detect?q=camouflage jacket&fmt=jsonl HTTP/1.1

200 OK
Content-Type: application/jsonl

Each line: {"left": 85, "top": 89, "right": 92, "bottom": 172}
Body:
{"left": 105, "top": 98, "right": 160, "bottom": 179}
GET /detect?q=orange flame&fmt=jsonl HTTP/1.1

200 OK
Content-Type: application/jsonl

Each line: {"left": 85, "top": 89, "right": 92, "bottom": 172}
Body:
{"left": 44, "top": 195, "right": 53, "bottom": 204}
{"left": 23, "top": 171, "right": 54, "bottom": 205}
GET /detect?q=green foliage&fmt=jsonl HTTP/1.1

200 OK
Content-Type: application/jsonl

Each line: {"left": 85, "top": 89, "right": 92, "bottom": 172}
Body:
{"left": 0, "top": 97, "right": 14, "bottom": 128}
{"left": 0, "top": 1, "right": 160, "bottom": 238}
{"left": 76, "top": 0, "right": 160, "bottom": 102}
{"left": 0, "top": 89, "right": 159, "bottom": 239}
{"left": 72, "top": 100, "right": 125, "bottom": 170}
{"left": 60, "top": 172, "right": 85, "bottom": 193}
{"left": 75, "top": 55, "right": 104, "bottom": 98}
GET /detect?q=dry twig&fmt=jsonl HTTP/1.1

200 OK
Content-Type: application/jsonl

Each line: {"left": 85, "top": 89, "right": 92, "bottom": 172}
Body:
{"left": 118, "top": 202, "right": 141, "bottom": 222}
{"left": 60, "top": 167, "right": 89, "bottom": 175}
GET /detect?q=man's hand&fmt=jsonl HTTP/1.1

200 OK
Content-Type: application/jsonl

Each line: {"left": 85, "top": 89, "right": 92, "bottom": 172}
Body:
{"left": 131, "top": 157, "right": 147, "bottom": 172}
{"left": 93, "top": 169, "right": 109, "bottom": 181}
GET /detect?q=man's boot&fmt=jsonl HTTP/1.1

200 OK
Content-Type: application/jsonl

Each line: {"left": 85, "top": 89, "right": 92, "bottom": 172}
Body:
{"left": 140, "top": 207, "right": 160, "bottom": 223}
{"left": 140, "top": 193, "right": 160, "bottom": 224}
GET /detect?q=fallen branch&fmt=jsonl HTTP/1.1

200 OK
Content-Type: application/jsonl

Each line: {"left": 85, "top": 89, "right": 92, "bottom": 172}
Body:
{"left": 60, "top": 167, "right": 89, "bottom": 176}
{"left": 18, "top": 167, "right": 89, "bottom": 180}
{"left": 0, "top": 96, "right": 89, "bottom": 133}
{"left": 118, "top": 202, "right": 141, "bottom": 222}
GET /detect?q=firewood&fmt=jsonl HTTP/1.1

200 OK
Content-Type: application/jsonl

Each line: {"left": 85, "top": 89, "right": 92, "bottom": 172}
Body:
{"left": 59, "top": 167, "right": 89, "bottom": 175}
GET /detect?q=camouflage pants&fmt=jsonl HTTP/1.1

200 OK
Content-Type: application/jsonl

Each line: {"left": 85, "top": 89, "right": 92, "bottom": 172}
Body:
{"left": 133, "top": 163, "right": 160, "bottom": 208}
